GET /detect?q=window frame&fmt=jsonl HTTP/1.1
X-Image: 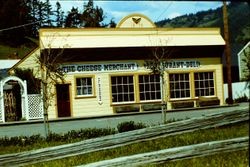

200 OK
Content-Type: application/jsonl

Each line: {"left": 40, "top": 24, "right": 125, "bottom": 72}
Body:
{"left": 168, "top": 72, "right": 191, "bottom": 100}
{"left": 75, "top": 75, "right": 95, "bottom": 98}
{"left": 110, "top": 74, "right": 135, "bottom": 104}
{"left": 194, "top": 71, "right": 215, "bottom": 97}
{"left": 138, "top": 74, "right": 161, "bottom": 102}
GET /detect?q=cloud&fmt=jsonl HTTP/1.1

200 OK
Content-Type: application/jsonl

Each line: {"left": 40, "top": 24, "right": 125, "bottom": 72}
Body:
{"left": 168, "top": 12, "right": 181, "bottom": 19}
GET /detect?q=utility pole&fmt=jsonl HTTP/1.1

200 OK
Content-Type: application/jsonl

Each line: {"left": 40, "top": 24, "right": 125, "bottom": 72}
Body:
{"left": 223, "top": 1, "right": 233, "bottom": 104}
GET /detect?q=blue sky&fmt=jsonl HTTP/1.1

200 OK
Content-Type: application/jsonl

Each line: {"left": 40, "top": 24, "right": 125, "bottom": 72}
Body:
{"left": 50, "top": 1, "right": 223, "bottom": 24}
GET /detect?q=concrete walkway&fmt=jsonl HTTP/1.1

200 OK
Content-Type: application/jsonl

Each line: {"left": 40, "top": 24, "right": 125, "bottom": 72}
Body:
{"left": 0, "top": 103, "right": 248, "bottom": 137}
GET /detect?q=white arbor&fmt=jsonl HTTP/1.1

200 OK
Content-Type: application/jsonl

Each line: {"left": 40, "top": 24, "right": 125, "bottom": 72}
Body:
{"left": 0, "top": 76, "right": 28, "bottom": 122}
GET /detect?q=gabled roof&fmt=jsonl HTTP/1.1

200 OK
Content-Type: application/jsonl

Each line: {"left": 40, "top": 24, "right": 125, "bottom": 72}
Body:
{"left": 237, "top": 41, "right": 250, "bottom": 56}
{"left": 8, "top": 47, "right": 40, "bottom": 73}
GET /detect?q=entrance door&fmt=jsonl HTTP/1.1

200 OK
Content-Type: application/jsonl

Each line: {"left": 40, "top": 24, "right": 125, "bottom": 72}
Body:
{"left": 56, "top": 84, "right": 71, "bottom": 117}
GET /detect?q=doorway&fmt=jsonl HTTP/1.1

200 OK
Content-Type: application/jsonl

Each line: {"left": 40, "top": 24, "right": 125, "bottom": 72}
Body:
{"left": 56, "top": 84, "right": 71, "bottom": 117}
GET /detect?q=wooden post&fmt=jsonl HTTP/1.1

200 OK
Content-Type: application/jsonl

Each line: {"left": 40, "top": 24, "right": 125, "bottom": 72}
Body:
{"left": 223, "top": 1, "right": 233, "bottom": 104}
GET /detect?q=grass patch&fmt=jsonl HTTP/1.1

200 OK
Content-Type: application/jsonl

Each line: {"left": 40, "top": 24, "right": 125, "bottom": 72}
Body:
{"left": 31, "top": 121, "right": 249, "bottom": 167}
{"left": 150, "top": 149, "right": 249, "bottom": 167}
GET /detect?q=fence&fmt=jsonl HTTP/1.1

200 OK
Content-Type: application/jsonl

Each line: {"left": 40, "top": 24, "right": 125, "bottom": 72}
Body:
{"left": 27, "top": 94, "right": 43, "bottom": 120}
{"left": 0, "top": 94, "right": 43, "bottom": 122}
{"left": 224, "top": 81, "right": 249, "bottom": 100}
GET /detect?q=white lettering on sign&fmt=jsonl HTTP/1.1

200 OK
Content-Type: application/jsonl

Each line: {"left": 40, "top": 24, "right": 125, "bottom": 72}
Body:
{"left": 60, "top": 63, "right": 138, "bottom": 74}
{"left": 144, "top": 60, "right": 200, "bottom": 69}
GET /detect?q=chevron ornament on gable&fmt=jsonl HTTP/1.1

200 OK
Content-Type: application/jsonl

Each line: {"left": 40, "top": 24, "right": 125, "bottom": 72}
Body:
{"left": 132, "top": 17, "right": 141, "bottom": 24}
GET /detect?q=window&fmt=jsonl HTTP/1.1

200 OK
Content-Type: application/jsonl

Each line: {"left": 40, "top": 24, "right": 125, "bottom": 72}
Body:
{"left": 139, "top": 74, "right": 161, "bottom": 101}
{"left": 194, "top": 72, "right": 215, "bottom": 97}
{"left": 76, "top": 77, "right": 93, "bottom": 96}
{"left": 111, "top": 76, "right": 134, "bottom": 103}
{"left": 169, "top": 73, "right": 190, "bottom": 99}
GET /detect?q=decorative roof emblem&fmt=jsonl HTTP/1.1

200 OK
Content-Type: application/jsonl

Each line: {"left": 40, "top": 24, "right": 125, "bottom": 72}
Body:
{"left": 132, "top": 17, "right": 141, "bottom": 24}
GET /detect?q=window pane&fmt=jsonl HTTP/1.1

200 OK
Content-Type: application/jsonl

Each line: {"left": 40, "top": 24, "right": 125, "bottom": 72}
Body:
{"left": 194, "top": 72, "right": 215, "bottom": 97}
{"left": 139, "top": 74, "right": 161, "bottom": 101}
{"left": 169, "top": 73, "right": 190, "bottom": 99}
{"left": 76, "top": 77, "right": 93, "bottom": 96}
{"left": 111, "top": 76, "right": 134, "bottom": 103}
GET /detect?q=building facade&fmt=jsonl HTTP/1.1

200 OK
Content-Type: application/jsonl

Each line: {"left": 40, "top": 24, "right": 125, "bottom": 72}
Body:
{"left": 11, "top": 14, "right": 226, "bottom": 119}
{"left": 238, "top": 41, "right": 250, "bottom": 81}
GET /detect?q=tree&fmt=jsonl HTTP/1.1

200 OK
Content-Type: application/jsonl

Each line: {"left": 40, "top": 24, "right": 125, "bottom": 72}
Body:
{"left": 54, "top": 1, "right": 64, "bottom": 27}
{"left": 39, "top": 43, "right": 65, "bottom": 137}
{"left": 144, "top": 43, "right": 172, "bottom": 124}
{"left": 242, "top": 48, "right": 250, "bottom": 88}
{"left": 108, "top": 19, "right": 117, "bottom": 28}
{"left": 0, "top": 0, "right": 29, "bottom": 45}
{"left": 44, "top": 0, "right": 53, "bottom": 27}
{"left": 81, "top": 0, "right": 105, "bottom": 27}
{"left": 65, "top": 7, "right": 81, "bottom": 28}
{"left": 14, "top": 68, "right": 41, "bottom": 94}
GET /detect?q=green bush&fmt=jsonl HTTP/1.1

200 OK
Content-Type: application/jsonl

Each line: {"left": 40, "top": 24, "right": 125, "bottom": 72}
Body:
{"left": 234, "top": 94, "right": 249, "bottom": 103}
{"left": 117, "top": 121, "right": 147, "bottom": 133}
{"left": 0, "top": 128, "right": 116, "bottom": 146}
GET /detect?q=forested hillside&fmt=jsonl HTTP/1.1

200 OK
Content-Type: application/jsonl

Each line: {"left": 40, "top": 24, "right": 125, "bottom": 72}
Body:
{"left": 156, "top": 2, "right": 250, "bottom": 45}
{"left": 156, "top": 2, "right": 250, "bottom": 82}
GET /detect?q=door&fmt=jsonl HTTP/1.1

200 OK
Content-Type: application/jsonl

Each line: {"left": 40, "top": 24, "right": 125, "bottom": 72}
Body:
{"left": 56, "top": 84, "right": 71, "bottom": 117}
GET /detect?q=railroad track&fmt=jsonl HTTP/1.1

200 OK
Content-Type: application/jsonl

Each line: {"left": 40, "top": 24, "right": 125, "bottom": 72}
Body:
{"left": 0, "top": 108, "right": 248, "bottom": 167}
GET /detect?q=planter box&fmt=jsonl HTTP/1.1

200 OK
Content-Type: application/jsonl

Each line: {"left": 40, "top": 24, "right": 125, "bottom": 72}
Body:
{"left": 141, "top": 103, "right": 162, "bottom": 111}
{"left": 197, "top": 97, "right": 220, "bottom": 107}
{"left": 171, "top": 101, "right": 194, "bottom": 109}
{"left": 114, "top": 105, "right": 140, "bottom": 113}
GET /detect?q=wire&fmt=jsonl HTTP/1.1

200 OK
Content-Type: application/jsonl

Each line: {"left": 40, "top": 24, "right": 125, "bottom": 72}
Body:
{"left": 0, "top": 21, "right": 41, "bottom": 32}
{"left": 155, "top": 1, "right": 173, "bottom": 22}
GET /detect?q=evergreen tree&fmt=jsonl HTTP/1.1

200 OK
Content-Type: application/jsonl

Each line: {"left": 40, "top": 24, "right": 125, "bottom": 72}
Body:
{"left": 65, "top": 7, "right": 81, "bottom": 28}
{"left": 0, "top": 0, "right": 29, "bottom": 45}
{"left": 109, "top": 19, "right": 116, "bottom": 28}
{"left": 81, "top": 0, "right": 105, "bottom": 27}
{"left": 44, "top": 0, "right": 53, "bottom": 27}
{"left": 54, "top": 1, "right": 64, "bottom": 27}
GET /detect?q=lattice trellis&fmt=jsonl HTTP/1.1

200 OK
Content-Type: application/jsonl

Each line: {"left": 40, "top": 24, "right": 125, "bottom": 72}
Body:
{"left": 0, "top": 98, "right": 2, "bottom": 122}
{"left": 28, "top": 94, "right": 43, "bottom": 119}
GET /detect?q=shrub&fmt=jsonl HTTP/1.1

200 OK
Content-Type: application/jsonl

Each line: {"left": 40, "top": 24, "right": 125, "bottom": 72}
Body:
{"left": 0, "top": 128, "right": 116, "bottom": 146}
{"left": 117, "top": 121, "right": 147, "bottom": 133}
{"left": 234, "top": 94, "right": 249, "bottom": 103}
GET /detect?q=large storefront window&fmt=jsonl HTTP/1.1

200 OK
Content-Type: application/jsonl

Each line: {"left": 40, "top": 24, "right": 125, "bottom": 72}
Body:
{"left": 111, "top": 76, "right": 134, "bottom": 103}
{"left": 139, "top": 74, "right": 161, "bottom": 101}
{"left": 194, "top": 72, "right": 215, "bottom": 97}
{"left": 169, "top": 73, "right": 190, "bottom": 99}
{"left": 76, "top": 77, "right": 93, "bottom": 96}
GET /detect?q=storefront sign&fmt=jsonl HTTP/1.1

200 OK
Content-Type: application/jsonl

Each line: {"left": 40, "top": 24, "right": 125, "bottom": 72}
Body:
{"left": 60, "top": 62, "right": 138, "bottom": 73}
{"left": 144, "top": 60, "right": 200, "bottom": 69}
{"left": 164, "top": 60, "right": 200, "bottom": 69}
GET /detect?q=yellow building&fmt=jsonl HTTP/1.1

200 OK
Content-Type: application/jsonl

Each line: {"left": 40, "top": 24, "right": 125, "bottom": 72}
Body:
{"left": 11, "top": 14, "right": 226, "bottom": 119}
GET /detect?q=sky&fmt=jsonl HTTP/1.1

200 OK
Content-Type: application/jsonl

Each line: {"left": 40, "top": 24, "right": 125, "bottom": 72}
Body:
{"left": 49, "top": 1, "right": 223, "bottom": 24}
